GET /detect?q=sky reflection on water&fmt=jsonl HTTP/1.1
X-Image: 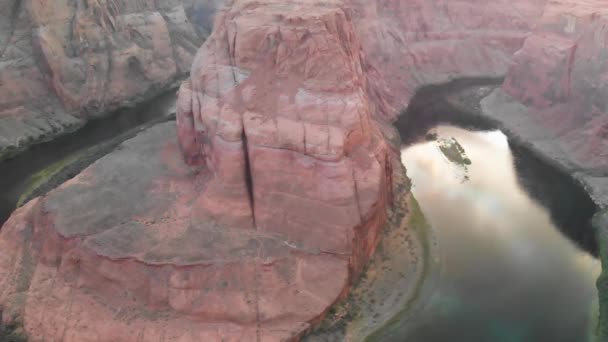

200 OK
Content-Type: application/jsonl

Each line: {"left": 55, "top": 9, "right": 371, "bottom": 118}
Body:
{"left": 400, "top": 126, "right": 600, "bottom": 342}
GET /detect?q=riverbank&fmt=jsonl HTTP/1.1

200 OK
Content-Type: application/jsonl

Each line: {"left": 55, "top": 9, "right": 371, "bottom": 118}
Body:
{"left": 395, "top": 79, "right": 600, "bottom": 255}
{"left": 445, "top": 85, "right": 601, "bottom": 254}
{"left": 16, "top": 113, "right": 177, "bottom": 209}
{"left": 450, "top": 85, "right": 607, "bottom": 210}
{"left": 0, "top": 81, "right": 182, "bottom": 164}
{"left": 0, "top": 91, "right": 177, "bottom": 226}
{"left": 428, "top": 80, "right": 605, "bottom": 339}
{"left": 303, "top": 157, "right": 439, "bottom": 341}
{"left": 305, "top": 78, "right": 604, "bottom": 341}
{"left": 452, "top": 85, "right": 607, "bottom": 339}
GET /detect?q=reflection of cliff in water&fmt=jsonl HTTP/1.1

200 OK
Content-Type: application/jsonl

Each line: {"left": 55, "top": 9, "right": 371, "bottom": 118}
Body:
{"left": 400, "top": 125, "right": 600, "bottom": 342}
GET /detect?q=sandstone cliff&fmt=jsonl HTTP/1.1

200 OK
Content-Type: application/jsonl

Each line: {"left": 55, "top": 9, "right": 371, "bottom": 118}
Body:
{"left": 495, "top": 1, "right": 608, "bottom": 338}
{"left": 0, "top": 1, "right": 395, "bottom": 340}
{"left": 502, "top": 0, "right": 608, "bottom": 174}
{"left": 0, "top": 0, "right": 220, "bottom": 161}
{"left": 347, "top": 0, "right": 547, "bottom": 118}
{"left": 0, "top": 0, "right": 549, "bottom": 162}
{"left": 4, "top": 0, "right": 608, "bottom": 341}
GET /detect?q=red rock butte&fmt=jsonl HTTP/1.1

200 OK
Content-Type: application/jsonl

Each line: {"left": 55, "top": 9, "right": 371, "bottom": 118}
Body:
{"left": 2, "top": 0, "right": 608, "bottom": 341}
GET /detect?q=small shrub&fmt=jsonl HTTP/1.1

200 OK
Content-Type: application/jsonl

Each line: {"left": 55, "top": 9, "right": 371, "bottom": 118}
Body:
{"left": 0, "top": 321, "right": 27, "bottom": 342}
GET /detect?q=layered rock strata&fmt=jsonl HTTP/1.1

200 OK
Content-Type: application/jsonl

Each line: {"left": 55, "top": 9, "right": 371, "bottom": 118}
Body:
{"left": 485, "top": 0, "right": 608, "bottom": 338}
{"left": 4, "top": 0, "right": 608, "bottom": 341}
{"left": 0, "top": 1, "right": 394, "bottom": 340}
{"left": 501, "top": 0, "right": 608, "bottom": 180}
{"left": 0, "top": 0, "right": 217, "bottom": 160}
{"left": 345, "top": 0, "right": 548, "bottom": 118}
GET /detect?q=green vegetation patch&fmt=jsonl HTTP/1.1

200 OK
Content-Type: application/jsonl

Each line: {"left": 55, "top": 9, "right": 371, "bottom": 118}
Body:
{"left": 437, "top": 137, "right": 471, "bottom": 167}
{"left": 594, "top": 209, "right": 608, "bottom": 341}
{"left": 17, "top": 151, "right": 84, "bottom": 207}
{"left": 304, "top": 160, "right": 434, "bottom": 341}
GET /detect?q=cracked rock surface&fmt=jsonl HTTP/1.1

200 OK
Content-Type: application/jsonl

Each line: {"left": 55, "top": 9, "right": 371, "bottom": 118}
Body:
{"left": 0, "top": 1, "right": 395, "bottom": 340}
{"left": 5, "top": 0, "right": 608, "bottom": 341}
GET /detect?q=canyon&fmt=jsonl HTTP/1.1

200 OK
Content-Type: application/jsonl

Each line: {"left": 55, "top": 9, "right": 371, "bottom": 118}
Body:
{"left": 0, "top": 0, "right": 607, "bottom": 341}
{"left": 0, "top": 0, "right": 222, "bottom": 161}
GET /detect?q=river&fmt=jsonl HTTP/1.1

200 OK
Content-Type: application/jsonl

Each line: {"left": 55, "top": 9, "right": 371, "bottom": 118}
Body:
{"left": 399, "top": 125, "right": 600, "bottom": 342}
{"left": 0, "top": 91, "right": 177, "bottom": 226}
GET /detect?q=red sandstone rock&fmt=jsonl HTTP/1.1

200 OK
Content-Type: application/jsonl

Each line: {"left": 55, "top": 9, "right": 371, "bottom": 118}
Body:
{"left": 8, "top": 0, "right": 605, "bottom": 340}
{"left": 502, "top": 0, "right": 608, "bottom": 170}
{"left": 0, "top": 0, "right": 549, "bottom": 160}
{"left": 0, "top": 123, "right": 359, "bottom": 341}
{"left": 0, "top": 0, "right": 218, "bottom": 160}
{"left": 1, "top": 1, "right": 394, "bottom": 340}
{"left": 346, "top": 0, "right": 547, "bottom": 119}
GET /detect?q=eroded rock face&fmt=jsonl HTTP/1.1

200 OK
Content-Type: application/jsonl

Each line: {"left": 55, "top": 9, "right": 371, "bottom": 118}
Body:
{"left": 502, "top": 0, "right": 608, "bottom": 172}
{"left": 346, "top": 0, "right": 548, "bottom": 118}
{"left": 0, "top": 123, "right": 369, "bottom": 341}
{"left": 0, "top": 0, "right": 221, "bottom": 161}
{"left": 0, "top": 0, "right": 548, "bottom": 161}
{"left": 176, "top": 0, "right": 393, "bottom": 268}
{"left": 0, "top": 1, "right": 394, "bottom": 340}
{"left": 498, "top": 1, "right": 608, "bottom": 339}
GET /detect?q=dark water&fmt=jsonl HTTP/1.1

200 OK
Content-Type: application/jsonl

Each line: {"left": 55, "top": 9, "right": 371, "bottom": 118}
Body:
{"left": 400, "top": 125, "right": 599, "bottom": 342}
{"left": 0, "top": 91, "right": 176, "bottom": 226}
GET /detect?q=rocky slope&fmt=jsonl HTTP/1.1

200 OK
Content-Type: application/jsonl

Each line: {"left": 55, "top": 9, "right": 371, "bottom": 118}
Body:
{"left": 0, "top": 0, "right": 221, "bottom": 161}
{"left": 346, "top": 0, "right": 548, "bottom": 118}
{"left": 502, "top": 0, "right": 608, "bottom": 175}
{"left": 482, "top": 0, "right": 608, "bottom": 338}
{"left": 491, "top": 0, "right": 608, "bottom": 230}
{"left": 0, "top": 1, "right": 396, "bottom": 340}
{"left": 3, "top": 0, "right": 608, "bottom": 341}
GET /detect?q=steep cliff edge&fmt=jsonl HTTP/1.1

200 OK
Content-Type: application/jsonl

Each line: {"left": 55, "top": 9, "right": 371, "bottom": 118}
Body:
{"left": 3, "top": 0, "right": 608, "bottom": 341}
{"left": 502, "top": 0, "right": 608, "bottom": 175}
{"left": 480, "top": 0, "right": 608, "bottom": 338}
{"left": 0, "top": 0, "right": 220, "bottom": 161}
{"left": 0, "top": 1, "right": 395, "bottom": 340}
{"left": 346, "top": 0, "right": 547, "bottom": 118}
{"left": 492, "top": 0, "right": 608, "bottom": 238}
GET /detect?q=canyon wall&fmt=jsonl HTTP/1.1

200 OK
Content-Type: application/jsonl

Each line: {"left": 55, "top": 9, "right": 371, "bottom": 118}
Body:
{"left": 346, "top": 0, "right": 547, "bottom": 118}
{"left": 498, "top": 0, "right": 608, "bottom": 339}
{"left": 175, "top": 0, "right": 394, "bottom": 273}
{"left": 0, "top": 0, "right": 549, "bottom": 162}
{"left": 4, "top": 0, "right": 608, "bottom": 341}
{"left": 0, "top": 0, "right": 395, "bottom": 340}
{"left": 0, "top": 0, "right": 221, "bottom": 161}
{"left": 502, "top": 0, "right": 608, "bottom": 173}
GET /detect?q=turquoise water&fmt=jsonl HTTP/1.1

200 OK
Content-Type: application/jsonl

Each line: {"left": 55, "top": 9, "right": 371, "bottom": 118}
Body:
{"left": 400, "top": 125, "right": 600, "bottom": 342}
